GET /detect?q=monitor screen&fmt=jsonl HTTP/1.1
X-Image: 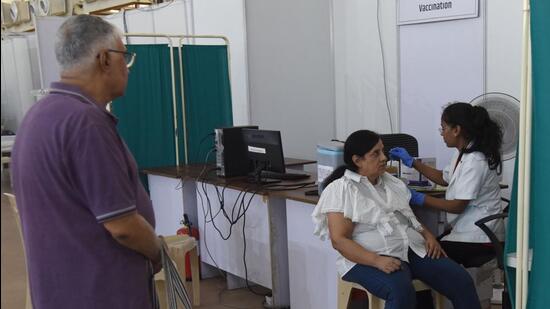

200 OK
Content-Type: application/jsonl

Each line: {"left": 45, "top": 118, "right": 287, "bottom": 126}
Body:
{"left": 241, "top": 129, "right": 285, "bottom": 174}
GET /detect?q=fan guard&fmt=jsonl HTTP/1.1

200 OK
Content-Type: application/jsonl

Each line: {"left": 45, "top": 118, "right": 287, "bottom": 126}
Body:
{"left": 470, "top": 92, "right": 520, "bottom": 161}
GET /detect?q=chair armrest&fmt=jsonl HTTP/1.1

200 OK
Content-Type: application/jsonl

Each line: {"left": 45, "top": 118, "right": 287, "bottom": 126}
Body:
{"left": 475, "top": 213, "right": 508, "bottom": 269}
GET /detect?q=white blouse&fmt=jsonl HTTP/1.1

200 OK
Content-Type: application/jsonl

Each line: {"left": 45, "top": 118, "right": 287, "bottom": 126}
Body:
{"left": 442, "top": 150, "right": 504, "bottom": 243}
{"left": 312, "top": 170, "right": 427, "bottom": 277}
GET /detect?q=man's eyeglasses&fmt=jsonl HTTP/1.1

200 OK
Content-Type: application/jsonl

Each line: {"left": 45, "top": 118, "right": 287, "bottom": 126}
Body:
{"left": 107, "top": 49, "right": 136, "bottom": 68}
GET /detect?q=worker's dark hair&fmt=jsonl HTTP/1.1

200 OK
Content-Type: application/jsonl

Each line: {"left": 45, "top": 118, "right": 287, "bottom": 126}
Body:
{"left": 442, "top": 102, "right": 503, "bottom": 170}
{"left": 321, "top": 130, "right": 380, "bottom": 189}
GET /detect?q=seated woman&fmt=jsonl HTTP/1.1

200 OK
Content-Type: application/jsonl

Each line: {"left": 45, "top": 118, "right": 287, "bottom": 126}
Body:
{"left": 312, "top": 130, "right": 480, "bottom": 309}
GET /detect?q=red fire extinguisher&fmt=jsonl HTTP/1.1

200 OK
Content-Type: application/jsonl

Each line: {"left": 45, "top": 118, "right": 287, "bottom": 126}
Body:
{"left": 176, "top": 214, "right": 201, "bottom": 281}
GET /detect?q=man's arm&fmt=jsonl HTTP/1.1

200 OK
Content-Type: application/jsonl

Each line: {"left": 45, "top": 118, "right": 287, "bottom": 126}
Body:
{"left": 103, "top": 212, "right": 162, "bottom": 263}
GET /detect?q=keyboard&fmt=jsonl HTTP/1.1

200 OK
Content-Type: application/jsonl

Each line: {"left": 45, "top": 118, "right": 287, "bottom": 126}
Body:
{"left": 260, "top": 170, "right": 310, "bottom": 180}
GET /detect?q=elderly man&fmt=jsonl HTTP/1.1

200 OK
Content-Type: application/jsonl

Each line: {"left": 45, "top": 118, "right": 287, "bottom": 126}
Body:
{"left": 11, "top": 15, "right": 161, "bottom": 308}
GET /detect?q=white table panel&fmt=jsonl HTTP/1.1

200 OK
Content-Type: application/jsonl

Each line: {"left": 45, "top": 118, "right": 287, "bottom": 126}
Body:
{"left": 286, "top": 199, "right": 339, "bottom": 309}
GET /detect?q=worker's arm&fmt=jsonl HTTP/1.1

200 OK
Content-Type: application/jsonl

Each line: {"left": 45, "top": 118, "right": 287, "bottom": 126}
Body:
{"left": 327, "top": 212, "right": 401, "bottom": 274}
{"left": 389, "top": 147, "right": 447, "bottom": 185}
{"left": 423, "top": 195, "right": 470, "bottom": 214}
{"left": 103, "top": 212, "right": 162, "bottom": 264}
{"left": 412, "top": 160, "right": 447, "bottom": 186}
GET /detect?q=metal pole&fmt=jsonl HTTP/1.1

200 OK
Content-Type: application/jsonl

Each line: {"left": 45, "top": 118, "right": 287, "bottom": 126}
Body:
{"left": 516, "top": 1, "right": 532, "bottom": 308}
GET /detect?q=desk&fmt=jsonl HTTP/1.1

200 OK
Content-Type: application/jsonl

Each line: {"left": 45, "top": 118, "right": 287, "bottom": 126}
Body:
{"left": 142, "top": 159, "right": 315, "bottom": 308}
{"left": 141, "top": 163, "right": 448, "bottom": 309}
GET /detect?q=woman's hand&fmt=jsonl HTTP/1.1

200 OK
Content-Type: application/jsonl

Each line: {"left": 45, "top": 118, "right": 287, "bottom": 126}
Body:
{"left": 373, "top": 255, "right": 402, "bottom": 274}
{"left": 423, "top": 231, "right": 447, "bottom": 259}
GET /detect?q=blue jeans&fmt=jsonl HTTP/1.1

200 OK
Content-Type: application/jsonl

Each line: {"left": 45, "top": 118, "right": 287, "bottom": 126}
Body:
{"left": 342, "top": 249, "right": 481, "bottom": 309}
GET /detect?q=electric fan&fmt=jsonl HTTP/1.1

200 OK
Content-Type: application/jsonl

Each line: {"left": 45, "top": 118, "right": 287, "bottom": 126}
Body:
{"left": 469, "top": 92, "right": 520, "bottom": 161}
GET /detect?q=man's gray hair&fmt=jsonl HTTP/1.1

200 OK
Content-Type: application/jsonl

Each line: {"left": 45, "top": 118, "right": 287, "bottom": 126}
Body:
{"left": 55, "top": 15, "right": 121, "bottom": 71}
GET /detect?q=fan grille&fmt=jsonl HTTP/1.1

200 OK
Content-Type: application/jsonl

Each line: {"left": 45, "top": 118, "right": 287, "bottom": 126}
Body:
{"left": 470, "top": 93, "right": 519, "bottom": 161}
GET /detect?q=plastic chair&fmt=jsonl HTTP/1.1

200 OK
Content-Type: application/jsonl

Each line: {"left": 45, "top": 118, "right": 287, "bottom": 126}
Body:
{"left": 337, "top": 277, "right": 445, "bottom": 309}
{"left": 154, "top": 234, "right": 200, "bottom": 308}
{"left": 4, "top": 193, "right": 33, "bottom": 309}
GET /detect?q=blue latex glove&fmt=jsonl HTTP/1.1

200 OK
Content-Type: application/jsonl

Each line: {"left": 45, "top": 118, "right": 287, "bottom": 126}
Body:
{"left": 389, "top": 147, "right": 414, "bottom": 167}
{"left": 409, "top": 188, "right": 426, "bottom": 206}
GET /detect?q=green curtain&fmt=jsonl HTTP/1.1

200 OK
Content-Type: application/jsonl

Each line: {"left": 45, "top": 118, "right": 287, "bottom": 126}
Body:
{"left": 177, "top": 45, "right": 234, "bottom": 164}
{"left": 505, "top": 1, "right": 550, "bottom": 307}
{"left": 112, "top": 44, "right": 234, "bottom": 188}
{"left": 111, "top": 45, "right": 176, "bottom": 189}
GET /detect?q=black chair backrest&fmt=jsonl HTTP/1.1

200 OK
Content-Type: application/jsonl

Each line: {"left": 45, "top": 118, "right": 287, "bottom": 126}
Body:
{"left": 380, "top": 133, "right": 419, "bottom": 158}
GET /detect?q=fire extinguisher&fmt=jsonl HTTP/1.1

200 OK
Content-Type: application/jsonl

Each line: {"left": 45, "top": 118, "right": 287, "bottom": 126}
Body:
{"left": 176, "top": 214, "right": 201, "bottom": 281}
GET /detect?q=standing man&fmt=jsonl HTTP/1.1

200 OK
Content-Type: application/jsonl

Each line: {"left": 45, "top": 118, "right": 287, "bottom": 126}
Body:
{"left": 11, "top": 15, "right": 161, "bottom": 308}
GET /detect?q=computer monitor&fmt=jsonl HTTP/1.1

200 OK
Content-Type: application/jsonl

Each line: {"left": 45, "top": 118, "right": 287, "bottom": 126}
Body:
{"left": 241, "top": 128, "right": 285, "bottom": 176}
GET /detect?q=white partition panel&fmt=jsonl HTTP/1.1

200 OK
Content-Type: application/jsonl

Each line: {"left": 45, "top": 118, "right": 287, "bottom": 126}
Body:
{"left": 192, "top": 0, "right": 249, "bottom": 126}
{"left": 486, "top": 0, "right": 522, "bottom": 99}
{"left": 152, "top": 0, "right": 193, "bottom": 42}
{"left": 399, "top": 2, "right": 485, "bottom": 168}
{"left": 35, "top": 17, "right": 66, "bottom": 89}
{"left": 245, "top": 0, "right": 335, "bottom": 160}
{"left": 1, "top": 34, "right": 40, "bottom": 131}
{"left": 333, "top": 0, "right": 399, "bottom": 138}
{"left": 104, "top": 9, "right": 156, "bottom": 45}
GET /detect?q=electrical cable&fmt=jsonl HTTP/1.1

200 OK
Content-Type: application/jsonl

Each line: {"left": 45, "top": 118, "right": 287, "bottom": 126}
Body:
{"left": 200, "top": 160, "right": 316, "bottom": 300}
{"left": 196, "top": 149, "right": 226, "bottom": 279}
{"left": 193, "top": 132, "right": 215, "bottom": 163}
{"left": 239, "top": 187, "right": 271, "bottom": 297}
{"left": 122, "top": 9, "right": 130, "bottom": 44}
{"left": 376, "top": 0, "right": 394, "bottom": 133}
{"left": 201, "top": 174, "right": 271, "bottom": 297}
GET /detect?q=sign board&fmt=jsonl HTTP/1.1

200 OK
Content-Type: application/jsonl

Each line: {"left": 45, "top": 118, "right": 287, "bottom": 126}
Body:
{"left": 398, "top": 0, "right": 479, "bottom": 25}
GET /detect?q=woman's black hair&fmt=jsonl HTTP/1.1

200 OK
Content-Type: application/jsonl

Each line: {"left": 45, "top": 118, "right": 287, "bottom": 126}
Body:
{"left": 442, "top": 102, "right": 503, "bottom": 170}
{"left": 321, "top": 130, "right": 381, "bottom": 188}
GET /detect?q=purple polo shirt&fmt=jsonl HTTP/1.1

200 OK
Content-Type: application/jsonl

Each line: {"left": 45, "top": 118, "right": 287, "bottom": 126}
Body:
{"left": 11, "top": 82, "right": 156, "bottom": 309}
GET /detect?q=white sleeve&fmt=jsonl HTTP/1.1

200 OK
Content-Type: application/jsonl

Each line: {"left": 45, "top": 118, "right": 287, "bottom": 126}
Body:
{"left": 452, "top": 159, "right": 485, "bottom": 200}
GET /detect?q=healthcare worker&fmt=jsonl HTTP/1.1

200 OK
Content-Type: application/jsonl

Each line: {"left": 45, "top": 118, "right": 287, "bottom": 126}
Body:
{"left": 389, "top": 102, "right": 504, "bottom": 266}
